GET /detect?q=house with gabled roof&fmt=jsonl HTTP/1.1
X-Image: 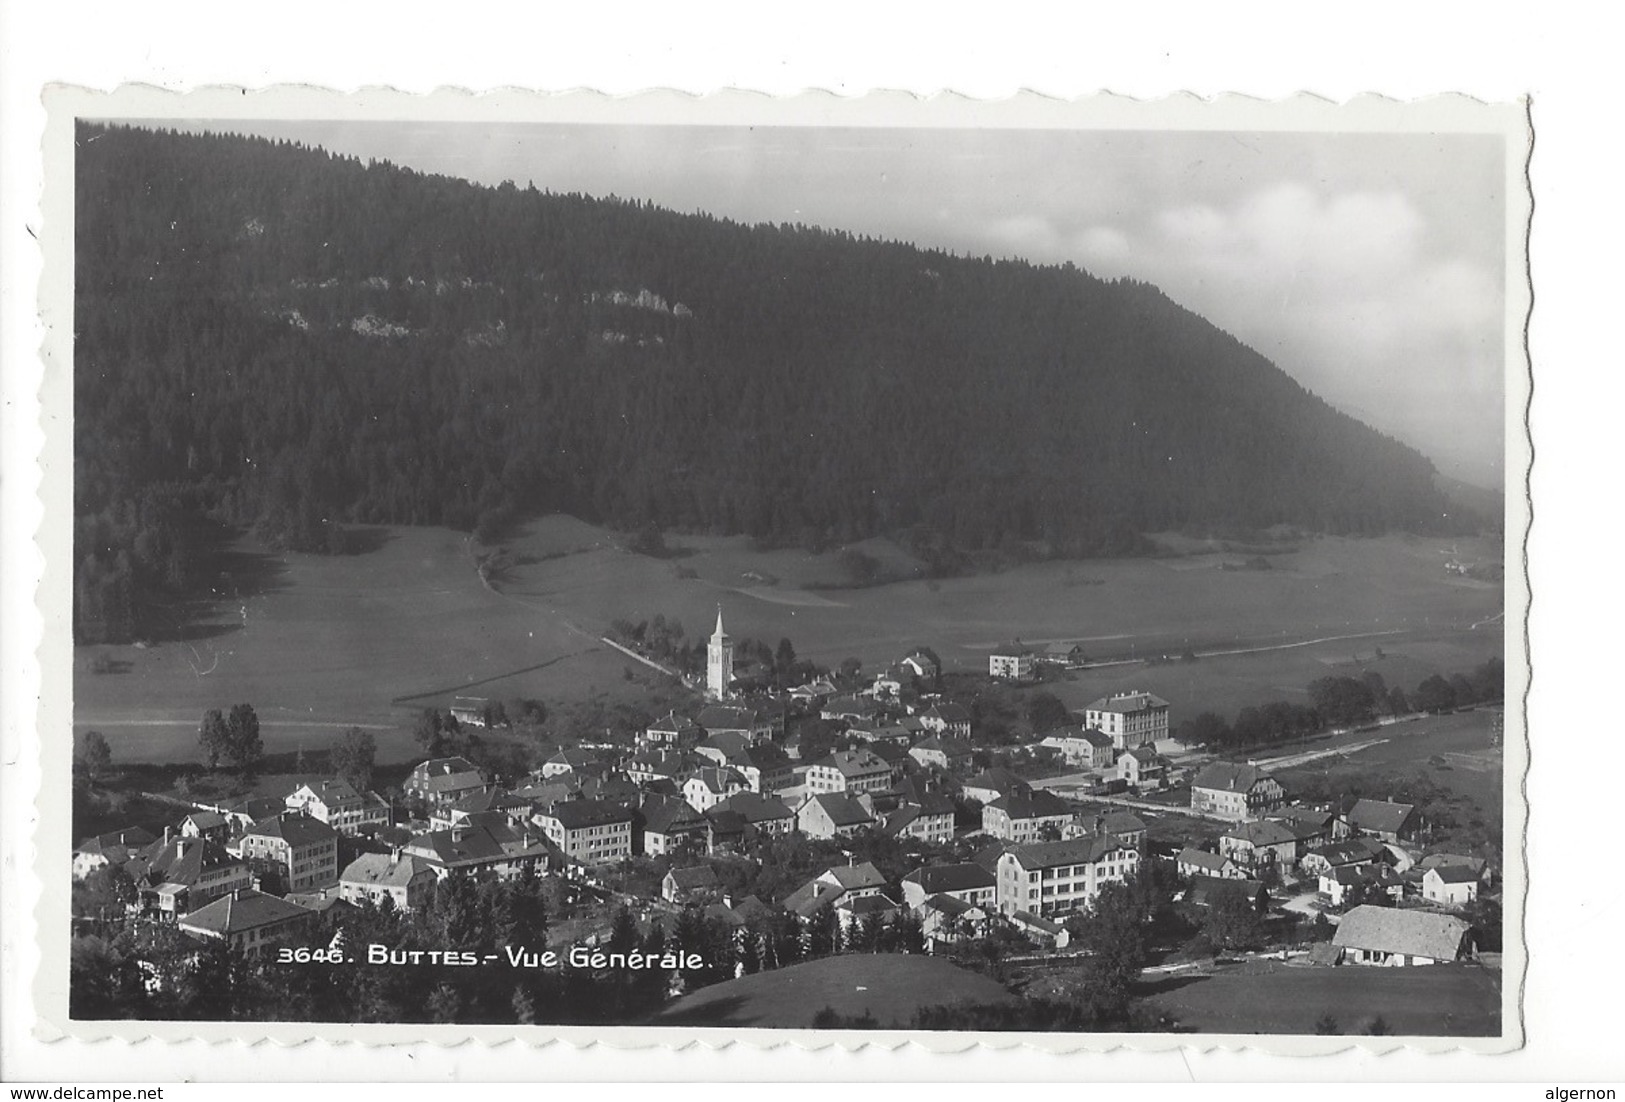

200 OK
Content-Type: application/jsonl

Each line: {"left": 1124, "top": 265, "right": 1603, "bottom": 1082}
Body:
{"left": 908, "top": 735, "right": 974, "bottom": 773}
{"left": 900, "top": 862, "right": 997, "bottom": 911}
{"left": 1339, "top": 798, "right": 1423, "bottom": 844}
{"left": 1218, "top": 819, "right": 1299, "bottom": 872}
{"left": 795, "top": 792, "right": 877, "bottom": 839}
{"left": 540, "top": 747, "right": 609, "bottom": 780}
{"left": 1117, "top": 745, "right": 1172, "bottom": 790}
{"left": 1177, "top": 847, "right": 1244, "bottom": 881}
{"left": 1190, "top": 762, "right": 1286, "bottom": 821}
{"left": 1300, "top": 836, "right": 1389, "bottom": 878}
{"left": 1332, "top": 905, "right": 1474, "bottom": 966}
{"left": 178, "top": 810, "right": 231, "bottom": 845}
{"left": 919, "top": 702, "right": 972, "bottom": 739}
{"left": 982, "top": 790, "right": 1072, "bottom": 843}
{"left": 429, "top": 787, "right": 535, "bottom": 832}
{"left": 404, "top": 757, "right": 486, "bottom": 805}
{"left": 961, "top": 767, "right": 1030, "bottom": 807}
{"left": 735, "top": 742, "right": 795, "bottom": 793}
{"left": 900, "top": 649, "right": 941, "bottom": 682}
{"left": 662, "top": 864, "right": 722, "bottom": 904}
{"left": 73, "top": 826, "right": 159, "bottom": 882}
{"left": 1268, "top": 805, "right": 1338, "bottom": 853}
{"left": 286, "top": 778, "right": 391, "bottom": 837}
{"left": 709, "top": 791, "right": 797, "bottom": 840}
{"left": 636, "top": 793, "right": 708, "bottom": 856}
{"left": 682, "top": 765, "right": 750, "bottom": 811}
{"left": 623, "top": 747, "right": 693, "bottom": 786}
{"left": 1088, "top": 810, "right": 1148, "bottom": 849}
{"left": 1421, "top": 863, "right": 1484, "bottom": 908}
{"left": 177, "top": 888, "right": 316, "bottom": 957}
{"left": 1039, "top": 642, "right": 1085, "bottom": 667}
{"left": 127, "top": 832, "right": 254, "bottom": 918}
{"left": 340, "top": 851, "right": 437, "bottom": 911}
{"left": 696, "top": 703, "right": 780, "bottom": 741}
{"left": 640, "top": 711, "right": 704, "bottom": 751}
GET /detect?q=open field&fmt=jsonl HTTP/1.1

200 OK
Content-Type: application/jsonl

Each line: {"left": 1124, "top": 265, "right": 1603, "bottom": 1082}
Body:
{"left": 1138, "top": 958, "right": 1503, "bottom": 1036}
{"left": 75, "top": 515, "right": 1504, "bottom": 764}
{"left": 75, "top": 525, "right": 685, "bottom": 763}
{"left": 647, "top": 953, "right": 1015, "bottom": 1028}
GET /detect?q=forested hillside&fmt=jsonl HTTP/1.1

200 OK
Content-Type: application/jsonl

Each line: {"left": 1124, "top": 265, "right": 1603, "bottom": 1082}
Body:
{"left": 74, "top": 122, "right": 1465, "bottom": 642}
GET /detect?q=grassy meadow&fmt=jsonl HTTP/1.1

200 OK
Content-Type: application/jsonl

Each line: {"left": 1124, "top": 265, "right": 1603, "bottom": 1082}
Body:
{"left": 74, "top": 515, "right": 1505, "bottom": 765}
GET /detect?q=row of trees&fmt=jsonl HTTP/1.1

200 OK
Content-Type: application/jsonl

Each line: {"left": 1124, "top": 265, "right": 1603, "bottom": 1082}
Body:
{"left": 74, "top": 122, "right": 1474, "bottom": 643}
{"left": 1174, "top": 657, "right": 1505, "bottom": 750}
{"left": 197, "top": 703, "right": 264, "bottom": 770}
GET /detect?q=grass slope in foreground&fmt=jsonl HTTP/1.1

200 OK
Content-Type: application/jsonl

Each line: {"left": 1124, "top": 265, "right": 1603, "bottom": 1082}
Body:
{"left": 648, "top": 954, "right": 1015, "bottom": 1029}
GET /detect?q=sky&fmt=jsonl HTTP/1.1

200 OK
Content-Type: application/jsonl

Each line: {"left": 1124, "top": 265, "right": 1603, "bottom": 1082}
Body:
{"left": 172, "top": 120, "right": 1510, "bottom": 487}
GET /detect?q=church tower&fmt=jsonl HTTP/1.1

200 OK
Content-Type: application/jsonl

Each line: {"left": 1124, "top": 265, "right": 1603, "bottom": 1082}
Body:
{"left": 706, "top": 605, "right": 734, "bottom": 699}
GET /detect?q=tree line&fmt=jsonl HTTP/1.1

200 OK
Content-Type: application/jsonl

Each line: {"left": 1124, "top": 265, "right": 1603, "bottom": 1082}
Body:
{"left": 75, "top": 122, "right": 1475, "bottom": 643}
{"left": 1174, "top": 657, "right": 1505, "bottom": 751}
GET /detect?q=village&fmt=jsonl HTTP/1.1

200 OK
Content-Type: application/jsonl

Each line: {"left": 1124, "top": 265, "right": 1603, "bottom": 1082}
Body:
{"left": 70, "top": 607, "right": 1502, "bottom": 1029}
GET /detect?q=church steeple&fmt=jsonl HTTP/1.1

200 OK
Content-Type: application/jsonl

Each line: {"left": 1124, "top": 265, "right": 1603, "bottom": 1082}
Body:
{"left": 707, "top": 603, "right": 734, "bottom": 699}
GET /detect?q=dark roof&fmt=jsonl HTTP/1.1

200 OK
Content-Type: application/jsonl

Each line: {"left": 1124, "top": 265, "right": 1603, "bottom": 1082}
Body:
{"left": 839, "top": 894, "right": 899, "bottom": 916}
{"left": 781, "top": 880, "right": 845, "bottom": 919}
{"left": 1096, "top": 810, "right": 1147, "bottom": 835}
{"left": 926, "top": 703, "right": 971, "bottom": 723}
{"left": 540, "top": 799, "right": 634, "bottom": 831}
{"left": 1346, "top": 798, "right": 1418, "bottom": 834}
{"left": 990, "top": 641, "right": 1032, "bottom": 657}
{"left": 686, "top": 766, "right": 747, "bottom": 795}
{"left": 988, "top": 790, "right": 1072, "bottom": 820}
{"left": 178, "top": 890, "right": 313, "bottom": 936}
{"left": 823, "top": 861, "right": 886, "bottom": 891}
{"left": 181, "top": 811, "right": 228, "bottom": 830}
{"left": 922, "top": 893, "right": 979, "bottom": 917}
{"left": 667, "top": 865, "right": 721, "bottom": 890}
{"left": 963, "top": 768, "right": 1029, "bottom": 797}
{"left": 1184, "top": 876, "right": 1267, "bottom": 907}
{"left": 132, "top": 837, "right": 244, "bottom": 886}
{"left": 1005, "top": 835, "right": 1129, "bottom": 871}
{"left": 820, "top": 748, "right": 890, "bottom": 776}
{"left": 803, "top": 793, "right": 875, "bottom": 828}
{"left": 409, "top": 757, "right": 480, "bottom": 781}
{"left": 79, "top": 826, "right": 158, "bottom": 852}
{"left": 1222, "top": 819, "right": 1297, "bottom": 847}
{"left": 1308, "top": 838, "right": 1388, "bottom": 866}
{"left": 408, "top": 822, "right": 558, "bottom": 868}
{"left": 244, "top": 813, "right": 339, "bottom": 848}
{"left": 1177, "top": 848, "right": 1233, "bottom": 872}
{"left": 422, "top": 770, "right": 490, "bottom": 795}
{"left": 1191, "top": 762, "right": 1276, "bottom": 793}
{"left": 712, "top": 791, "right": 795, "bottom": 824}
{"left": 1086, "top": 691, "right": 1170, "bottom": 714}
{"left": 640, "top": 793, "right": 707, "bottom": 834}
{"left": 902, "top": 862, "right": 997, "bottom": 895}
{"left": 1427, "top": 864, "right": 1483, "bottom": 884}
{"left": 697, "top": 704, "right": 772, "bottom": 731}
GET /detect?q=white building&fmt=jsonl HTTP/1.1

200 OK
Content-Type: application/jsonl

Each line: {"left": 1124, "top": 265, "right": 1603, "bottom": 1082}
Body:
{"left": 1083, "top": 690, "right": 1170, "bottom": 750}
{"left": 994, "top": 835, "right": 1141, "bottom": 919}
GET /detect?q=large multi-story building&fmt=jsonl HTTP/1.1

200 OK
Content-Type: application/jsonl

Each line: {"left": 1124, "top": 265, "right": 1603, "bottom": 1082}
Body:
{"left": 988, "top": 642, "right": 1035, "bottom": 682}
{"left": 1083, "top": 691, "right": 1171, "bottom": 750}
{"left": 994, "top": 835, "right": 1141, "bottom": 919}
{"left": 981, "top": 790, "right": 1074, "bottom": 843}
{"left": 285, "top": 778, "right": 389, "bottom": 836}
{"left": 532, "top": 799, "right": 634, "bottom": 864}
{"left": 804, "top": 748, "right": 892, "bottom": 795}
{"left": 1189, "top": 762, "right": 1287, "bottom": 821}
{"left": 239, "top": 812, "right": 341, "bottom": 892}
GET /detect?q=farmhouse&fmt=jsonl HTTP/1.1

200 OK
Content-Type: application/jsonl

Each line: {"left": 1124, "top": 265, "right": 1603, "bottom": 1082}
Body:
{"left": 178, "top": 811, "right": 231, "bottom": 845}
{"left": 1039, "top": 642, "right": 1085, "bottom": 667}
{"left": 177, "top": 888, "right": 316, "bottom": 958}
{"left": 636, "top": 792, "right": 709, "bottom": 856}
{"left": 1300, "top": 837, "right": 1389, "bottom": 878}
{"left": 406, "top": 758, "right": 493, "bottom": 808}
{"left": 709, "top": 791, "right": 797, "bottom": 839}
{"left": 795, "top": 793, "right": 877, "bottom": 839}
{"left": 919, "top": 703, "right": 972, "bottom": 739}
{"left": 988, "top": 642, "right": 1035, "bottom": 682}
{"left": 900, "top": 862, "right": 997, "bottom": 911}
{"left": 994, "top": 835, "right": 1140, "bottom": 918}
{"left": 900, "top": 649, "right": 941, "bottom": 681}
{"left": 1339, "top": 798, "right": 1423, "bottom": 844}
{"left": 663, "top": 864, "right": 722, "bottom": 904}
{"left": 1268, "top": 805, "right": 1337, "bottom": 852}
{"left": 339, "top": 851, "right": 437, "bottom": 911}
{"left": 1189, "top": 762, "right": 1286, "bottom": 821}
{"left": 1218, "top": 819, "right": 1299, "bottom": 872}
{"left": 1319, "top": 864, "right": 1403, "bottom": 908}
{"left": 1083, "top": 690, "right": 1170, "bottom": 751}
{"left": 907, "top": 735, "right": 973, "bottom": 773}
{"left": 1332, "top": 905, "right": 1474, "bottom": 966}
{"left": 1183, "top": 875, "right": 1270, "bottom": 912}
{"left": 73, "top": 826, "right": 158, "bottom": 881}
{"left": 1177, "top": 847, "right": 1244, "bottom": 880}
{"left": 982, "top": 790, "right": 1073, "bottom": 843}
{"left": 532, "top": 799, "right": 634, "bottom": 863}
{"left": 239, "top": 813, "right": 341, "bottom": 892}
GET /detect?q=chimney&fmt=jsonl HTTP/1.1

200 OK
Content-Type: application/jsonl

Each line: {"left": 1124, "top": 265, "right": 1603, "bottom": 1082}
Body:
{"left": 390, "top": 846, "right": 403, "bottom": 863}
{"left": 163, "top": 826, "right": 172, "bottom": 845}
